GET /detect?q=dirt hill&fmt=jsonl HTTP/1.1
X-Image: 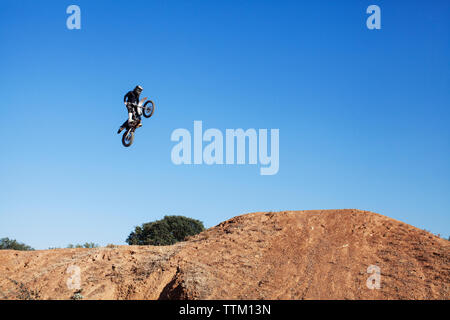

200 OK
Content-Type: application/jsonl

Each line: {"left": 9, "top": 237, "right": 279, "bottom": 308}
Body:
{"left": 0, "top": 209, "right": 448, "bottom": 300}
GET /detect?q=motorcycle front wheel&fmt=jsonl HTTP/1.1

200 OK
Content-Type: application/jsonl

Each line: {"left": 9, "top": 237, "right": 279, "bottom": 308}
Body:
{"left": 122, "top": 129, "right": 134, "bottom": 147}
{"left": 143, "top": 100, "right": 155, "bottom": 118}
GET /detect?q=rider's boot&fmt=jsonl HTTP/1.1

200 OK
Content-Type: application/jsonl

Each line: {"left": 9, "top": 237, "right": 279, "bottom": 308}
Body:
{"left": 117, "top": 126, "right": 124, "bottom": 134}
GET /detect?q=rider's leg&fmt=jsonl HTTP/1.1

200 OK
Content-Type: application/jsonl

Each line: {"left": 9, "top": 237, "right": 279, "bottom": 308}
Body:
{"left": 135, "top": 113, "right": 142, "bottom": 128}
{"left": 126, "top": 103, "right": 135, "bottom": 124}
{"left": 117, "top": 113, "right": 134, "bottom": 134}
{"left": 133, "top": 105, "right": 142, "bottom": 128}
{"left": 117, "top": 119, "right": 128, "bottom": 134}
{"left": 131, "top": 106, "right": 143, "bottom": 127}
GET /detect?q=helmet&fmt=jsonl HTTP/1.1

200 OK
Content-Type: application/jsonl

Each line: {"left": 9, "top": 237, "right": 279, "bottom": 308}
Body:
{"left": 134, "top": 85, "right": 143, "bottom": 94}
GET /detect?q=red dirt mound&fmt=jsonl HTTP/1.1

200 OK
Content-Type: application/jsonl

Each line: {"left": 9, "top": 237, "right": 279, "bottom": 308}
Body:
{"left": 0, "top": 209, "right": 448, "bottom": 299}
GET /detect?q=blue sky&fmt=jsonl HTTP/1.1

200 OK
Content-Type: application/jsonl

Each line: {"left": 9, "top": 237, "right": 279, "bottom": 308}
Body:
{"left": 0, "top": 0, "right": 449, "bottom": 249}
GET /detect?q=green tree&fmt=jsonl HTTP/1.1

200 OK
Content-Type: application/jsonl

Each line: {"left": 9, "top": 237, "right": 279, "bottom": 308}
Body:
{"left": 126, "top": 215, "right": 205, "bottom": 246}
{"left": 0, "top": 238, "right": 34, "bottom": 251}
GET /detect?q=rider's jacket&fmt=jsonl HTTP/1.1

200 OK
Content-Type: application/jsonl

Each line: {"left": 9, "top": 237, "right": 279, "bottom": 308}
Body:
{"left": 124, "top": 90, "right": 140, "bottom": 105}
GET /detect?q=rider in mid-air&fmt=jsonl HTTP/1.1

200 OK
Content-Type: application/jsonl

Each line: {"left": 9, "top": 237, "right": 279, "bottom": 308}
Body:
{"left": 117, "top": 85, "right": 144, "bottom": 134}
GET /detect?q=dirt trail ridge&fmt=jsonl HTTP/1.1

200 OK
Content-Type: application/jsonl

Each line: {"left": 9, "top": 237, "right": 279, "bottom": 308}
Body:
{"left": 0, "top": 209, "right": 448, "bottom": 299}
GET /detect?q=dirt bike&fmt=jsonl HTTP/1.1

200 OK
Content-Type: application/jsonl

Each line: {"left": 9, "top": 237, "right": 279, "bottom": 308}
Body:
{"left": 121, "top": 98, "right": 155, "bottom": 147}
